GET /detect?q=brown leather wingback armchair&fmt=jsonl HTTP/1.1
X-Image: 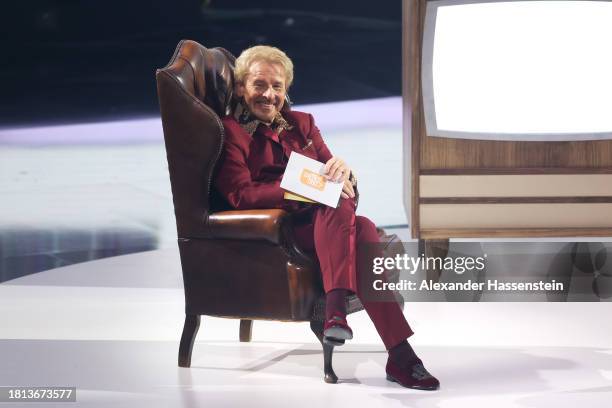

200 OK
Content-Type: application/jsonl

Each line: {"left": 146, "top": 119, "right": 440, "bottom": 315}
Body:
{"left": 155, "top": 39, "right": 370, "bottom": 383}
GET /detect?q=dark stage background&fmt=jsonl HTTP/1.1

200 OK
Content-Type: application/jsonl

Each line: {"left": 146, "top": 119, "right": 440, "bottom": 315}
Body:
{"left": 1, "top": 0, "right": 401, "bottom": 127}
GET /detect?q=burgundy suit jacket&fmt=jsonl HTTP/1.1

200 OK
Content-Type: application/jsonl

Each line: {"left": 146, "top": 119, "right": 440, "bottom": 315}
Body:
{"left": 214, "top": 110, "right": 333, "bottom": 211}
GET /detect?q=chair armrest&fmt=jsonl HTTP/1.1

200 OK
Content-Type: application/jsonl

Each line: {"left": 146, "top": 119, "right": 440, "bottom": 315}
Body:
{"left": 206, "top": 209, "right": 291, "bottom": 244}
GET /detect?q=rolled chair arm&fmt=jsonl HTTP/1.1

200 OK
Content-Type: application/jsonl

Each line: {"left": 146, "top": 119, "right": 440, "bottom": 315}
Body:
{"left": 205, "top": 209, "right": 292, "bottom": 244}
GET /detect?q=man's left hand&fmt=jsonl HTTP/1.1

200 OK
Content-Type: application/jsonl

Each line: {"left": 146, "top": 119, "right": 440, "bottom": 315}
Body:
{"left": 323, "top": 156, "right": 350, "bottom": 183}
{"left": 341, "top": 178, "right": 355, "bottom": 199}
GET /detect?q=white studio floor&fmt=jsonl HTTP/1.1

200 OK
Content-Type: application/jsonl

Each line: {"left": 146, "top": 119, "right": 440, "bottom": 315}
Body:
{"left": 1, "top": 248, "right": 612, "bottom": 408}
{"left": 1, "top": 97, "right": 612, "bottom": 407}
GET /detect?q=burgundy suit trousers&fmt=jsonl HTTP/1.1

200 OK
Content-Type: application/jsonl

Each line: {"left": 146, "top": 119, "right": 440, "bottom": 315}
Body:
{"left": 293, "top": 197, "right": 414, "bottom": 350}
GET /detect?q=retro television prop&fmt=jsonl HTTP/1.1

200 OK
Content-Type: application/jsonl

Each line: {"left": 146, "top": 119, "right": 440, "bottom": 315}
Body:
{"left": 403, "top": 0, "right": 612, "bottom": 246}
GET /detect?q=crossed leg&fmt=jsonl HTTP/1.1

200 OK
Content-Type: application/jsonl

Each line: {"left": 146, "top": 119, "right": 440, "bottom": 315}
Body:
{"left": 293, "top": 198, "right": 413, "bottom": 349}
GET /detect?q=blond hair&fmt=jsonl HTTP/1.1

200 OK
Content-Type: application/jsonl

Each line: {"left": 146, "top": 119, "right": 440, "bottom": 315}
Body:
{"left": 234, "top": 45, "right": 294, "bottom": 88}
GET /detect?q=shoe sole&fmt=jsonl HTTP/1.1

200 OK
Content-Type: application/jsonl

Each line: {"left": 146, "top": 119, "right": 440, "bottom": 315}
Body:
{"left": 322, "top": 336, "right": 345, "bottom": 346}
{"left": 323, "top": 327, "right": 353, "bottom": 340}
{"left": 386, "top": 374, "right": 440, "bottom": 391}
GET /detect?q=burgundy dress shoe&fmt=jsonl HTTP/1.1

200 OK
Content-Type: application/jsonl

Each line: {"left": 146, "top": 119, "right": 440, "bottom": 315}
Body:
{"left": 323, "top": 316, "right": 353, "bottom": 346}
{"left": 385, "top": 357, "right": 440, "bottom": 391}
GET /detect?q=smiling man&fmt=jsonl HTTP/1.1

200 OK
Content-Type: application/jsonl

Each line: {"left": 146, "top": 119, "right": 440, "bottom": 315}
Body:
{"left": 236, "top": 58, "right": 286, "bottom": 124}
{"left": 213, "top": 45, "right": 439, "bottom": 391}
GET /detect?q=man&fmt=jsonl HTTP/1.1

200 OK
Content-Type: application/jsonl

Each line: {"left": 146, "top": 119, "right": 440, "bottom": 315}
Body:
{"left": 214, "top": 45, "right": 439, "bottom": 391}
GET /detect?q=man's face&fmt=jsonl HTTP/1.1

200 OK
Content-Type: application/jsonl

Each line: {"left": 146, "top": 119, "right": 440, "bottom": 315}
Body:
{"left": 236, "top": 60, "right": 286, "bottom": 123}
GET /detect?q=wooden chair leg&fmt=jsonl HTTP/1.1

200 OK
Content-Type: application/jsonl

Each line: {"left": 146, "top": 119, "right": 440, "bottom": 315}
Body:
{"left": 178, "top": 314, "right": 200, "bottom": 367}
{"left": 239, "top": 319, "right": 253, "bottom": 342}
{"left": 310, "top": 320, "right": 338, "bottom": 384}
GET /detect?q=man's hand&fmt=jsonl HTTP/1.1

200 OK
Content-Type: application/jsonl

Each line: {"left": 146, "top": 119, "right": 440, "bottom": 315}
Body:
{"left": 341, "top": 178, "right": 355, "bottom": 199}
{"left": 323, "top": 156, "right": 350, "bottom": 183}
{"left": 323, "top": 157, "right": 354, "bottom": 199}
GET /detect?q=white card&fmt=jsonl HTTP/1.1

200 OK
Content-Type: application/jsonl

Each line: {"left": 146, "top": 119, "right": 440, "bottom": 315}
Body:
{"left": 280, "top": 152, "right": 343, "bottom": 208}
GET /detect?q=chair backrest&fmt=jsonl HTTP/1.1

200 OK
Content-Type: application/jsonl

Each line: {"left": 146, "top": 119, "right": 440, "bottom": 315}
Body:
{"left": 156, "top": 39, "right": 235, "bottom": 238}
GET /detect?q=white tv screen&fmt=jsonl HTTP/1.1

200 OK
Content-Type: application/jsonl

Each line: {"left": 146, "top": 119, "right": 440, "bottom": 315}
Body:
{"left": 422, "top": 0, "right": 612, "bottom": 141}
